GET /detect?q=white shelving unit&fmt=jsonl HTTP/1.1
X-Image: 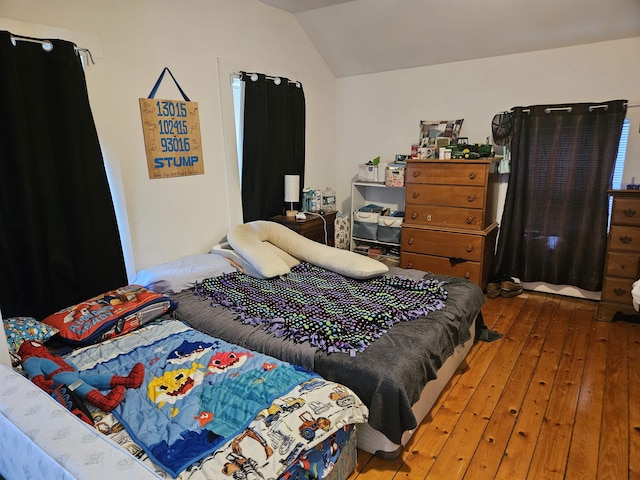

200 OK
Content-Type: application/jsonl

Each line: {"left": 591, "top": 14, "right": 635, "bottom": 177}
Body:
{"left": 350, "top": 182, "right": 406, "bottom": 257}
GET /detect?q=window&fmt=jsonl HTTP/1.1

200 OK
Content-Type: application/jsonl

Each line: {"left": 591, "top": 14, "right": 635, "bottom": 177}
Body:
{"left": 232, "top": 76, "right": 244, "bottom": 184}
{"left": 608, "top": 118, "right": 631, "bottom": 230}
{"left": 611, "top": 118, "right": 630, "bottom": 190}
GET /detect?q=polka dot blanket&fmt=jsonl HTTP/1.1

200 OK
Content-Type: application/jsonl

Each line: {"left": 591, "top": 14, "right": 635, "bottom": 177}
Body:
{"left": 194, "top": 262, "right": 448, "bottom": 356}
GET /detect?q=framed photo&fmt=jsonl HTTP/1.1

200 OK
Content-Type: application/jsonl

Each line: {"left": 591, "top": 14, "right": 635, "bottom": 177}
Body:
{"left": 419, "top": 119, "right": 464, "bottom": 155}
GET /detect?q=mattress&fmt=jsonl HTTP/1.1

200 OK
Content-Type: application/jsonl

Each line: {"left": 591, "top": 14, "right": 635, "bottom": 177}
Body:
{"left": 0, "top": 319, "right": 369, "bottom": 480}
{"left": 170, "top": 267, "right": 484, "bottom": 455}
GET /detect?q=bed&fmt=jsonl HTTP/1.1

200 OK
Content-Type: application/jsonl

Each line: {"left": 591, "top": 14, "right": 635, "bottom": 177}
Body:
{"left": 0, "top": 295, "right": 368, "bottom": 480}
{"left": 140, "top": 221, "right": 485, "bottom": 459}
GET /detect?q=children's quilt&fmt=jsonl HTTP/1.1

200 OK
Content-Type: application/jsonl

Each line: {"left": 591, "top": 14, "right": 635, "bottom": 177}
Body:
{"left": 65, "top": 319, "right": 368, "bottom": 479}
{"left": 195, "top": 262, "right": 449, "bottom": 356}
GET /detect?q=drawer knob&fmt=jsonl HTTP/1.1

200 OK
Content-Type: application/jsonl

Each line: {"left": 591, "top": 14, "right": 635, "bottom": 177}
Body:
{"left": 407, "top": 262, "right": 413, "bottom": 268}
{"left": 467, "top": 195, "right": 475, "bottom": 203}
{"left": 613, "top": 288, "right": 626, "bottom": 297}
{"left": 619, "top": 235, "right": 633, "bottom": 245}
{"left": 427, "top": 214, "right": 432, "bottom": 222}
{"left": 466, "top": 245, "right": 473, "bottom": 252}
{"left": 469, "top": 172, "right": 477, "bottom": 180}
{"left": 624, "top": 208, "right": 636, "bottom": 217}
{"left": 464, "top": 272, "right": 471, "bottom": 279}
{"left": 466, "top": 216, "right": 473, "bottom": 224}
{"left": 412, "top": 191, "right": 420, "bottom": 199}
{"left": 411, "top": 212, "right": 418, "bottom": 219}
{"left": 412, "top": 171, "right": 420, "bottom": 178}
{"left": 408, "top": 238, "right": 414, "bottom": 245}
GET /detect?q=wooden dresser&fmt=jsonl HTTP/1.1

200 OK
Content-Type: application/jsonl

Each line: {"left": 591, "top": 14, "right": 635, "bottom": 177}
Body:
{"left": 400, "top": 159, "right": 499, "bottom": 289}
{"left": 270, "top": 211, "right": 337, "bottom": 246}
{"left": 597, "top": 189, "right": 640, "bottom": 321}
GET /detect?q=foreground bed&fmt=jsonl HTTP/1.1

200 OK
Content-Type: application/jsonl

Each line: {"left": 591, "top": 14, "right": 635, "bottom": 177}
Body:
{"left": 0, "top": 317, "right": 368, "bottom": 479}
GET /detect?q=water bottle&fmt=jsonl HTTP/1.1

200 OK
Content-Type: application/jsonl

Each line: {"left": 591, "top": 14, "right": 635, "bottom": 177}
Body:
{"left": 309, "top": 189, "right": 318, "bottom": 213}
{"left": 322, "top": 187, "right": 336, "bottom": 213}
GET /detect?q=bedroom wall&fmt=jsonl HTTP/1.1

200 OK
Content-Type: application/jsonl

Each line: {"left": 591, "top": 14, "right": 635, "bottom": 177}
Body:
{"left": 334, "top": 37, "right": 640, "bottom": 225}
{"left": 0, "top": 0, "right": 338, "bottom": 277}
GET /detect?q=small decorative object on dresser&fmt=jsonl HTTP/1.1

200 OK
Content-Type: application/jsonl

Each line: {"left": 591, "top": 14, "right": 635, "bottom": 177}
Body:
{"left": 270, "top": 211, "right": 337, "bottom": 246}
{"left": 598, "top": 189, "right": 640, "bottom": 321}
{"left": 400, "top": 158, "right": 499, "bottom": 289}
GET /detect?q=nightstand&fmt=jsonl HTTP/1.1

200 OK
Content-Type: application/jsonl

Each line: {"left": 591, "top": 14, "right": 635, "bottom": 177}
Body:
{"left": 270, "top": 212, "right": 337, "bottom": 246}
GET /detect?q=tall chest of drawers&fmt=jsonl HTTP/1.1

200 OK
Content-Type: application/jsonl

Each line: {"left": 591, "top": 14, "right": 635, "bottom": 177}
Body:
{"left": 598, "top": 190, "right": 640, "bottom": 321}
{"left": 400, "top": 159, "right": 499, "bottom": 289}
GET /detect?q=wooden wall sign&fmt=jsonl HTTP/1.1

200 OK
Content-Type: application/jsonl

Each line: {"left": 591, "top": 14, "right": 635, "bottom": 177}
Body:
{"left": 139, "top": 68, "right": 204, "bottom": 179}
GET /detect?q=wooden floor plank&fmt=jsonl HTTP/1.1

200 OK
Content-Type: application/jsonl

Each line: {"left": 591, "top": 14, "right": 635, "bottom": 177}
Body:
{"left": 463, "top": 293, "right": 552, "bottom": 479}
{"left": 626, "top": 321, "right": 640, "bottom": 479}
{"left": 598, "top": 321, "right": 630, "bottom": 479}
{"left": 526, "top": 298, "right": 591, "bottom": 479}
{"left": 493, "top": 294, "right": 569, "bottom": 480}
{"left": 424, "top": 294, "right": 542, "bottom": 479}
{"left": 352, "top": 293, "right": 640, "bottom": 480}
{"left": 395, "top": 294, "right": 531, "bottom": 479}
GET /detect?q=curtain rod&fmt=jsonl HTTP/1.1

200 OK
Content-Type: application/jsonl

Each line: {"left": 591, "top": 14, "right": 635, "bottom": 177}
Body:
{"left": 9, "top": 33, "right": 94, "bottom": 65}
{"left": 511, "top": 100, "right": 639, "bottom": 115}
{"left": 232, "top": 71, "right": 301, "bottom": 88}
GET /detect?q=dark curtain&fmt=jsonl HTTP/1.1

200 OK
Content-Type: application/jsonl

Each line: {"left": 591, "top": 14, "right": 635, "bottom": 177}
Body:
{"left": 493, "top": 100, "right": 627, "bottom": 291}
{"left": 0, "top": 31, "right": 127, "bottom": 320}
{"left": 240, "top": 72, "right": 305, "bottom": 222}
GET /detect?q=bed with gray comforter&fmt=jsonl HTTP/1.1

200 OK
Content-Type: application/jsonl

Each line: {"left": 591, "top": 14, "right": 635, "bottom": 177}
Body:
{"left": 168, "top": 266, "right": 484, "bottom": 450}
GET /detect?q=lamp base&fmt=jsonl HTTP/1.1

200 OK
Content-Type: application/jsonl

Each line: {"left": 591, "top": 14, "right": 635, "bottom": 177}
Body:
{"left": 285, "top": 209, "right": 298, "bottom": 218}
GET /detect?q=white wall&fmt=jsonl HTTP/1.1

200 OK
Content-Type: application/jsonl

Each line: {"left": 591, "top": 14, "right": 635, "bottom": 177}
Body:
{"left": 0, "top": 0, "right": 338, "bottom": 277}
{"left": 335, "top": 38, "right": 640, "bottom": 219}
{"left": 2, "top": 1, "right": 639, "bottom": 281}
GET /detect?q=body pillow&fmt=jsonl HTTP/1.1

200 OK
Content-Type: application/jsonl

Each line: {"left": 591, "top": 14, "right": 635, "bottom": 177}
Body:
{"left": 226, "top": 220, "right": 388, "bottom": 279}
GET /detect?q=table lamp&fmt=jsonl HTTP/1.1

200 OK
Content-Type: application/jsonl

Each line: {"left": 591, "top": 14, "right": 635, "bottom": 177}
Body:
{"left": 284, "top": 174, "right": 300, "bottom": 217}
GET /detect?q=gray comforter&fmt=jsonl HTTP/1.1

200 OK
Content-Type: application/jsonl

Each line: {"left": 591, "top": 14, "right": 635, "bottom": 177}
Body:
{"left": 169, "top": 268, "right": 484, "bottom": 445}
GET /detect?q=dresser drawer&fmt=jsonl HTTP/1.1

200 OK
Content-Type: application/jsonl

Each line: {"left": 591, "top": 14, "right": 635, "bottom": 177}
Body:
{"left": 405, "top": 204, "right": 485, "bottom": 230}
{"left": 401, "top": 227, "right": 485, "bottom": 261}
{"left": 406, "top": 184, "right": 486, "bottom": 209}
{"left": 608, "top": 225, "right": 640, "bottom": 252}
{"left": 604, "top": 252, "right": 640, "bottom": 279}
{"left": 611, "top": 197, "right": 640, "bottom": 226}
{"left": 600, "top": 276, "right": 635, "bottom": 304}
{"left": 407, "top": 162, "right": 488, "bottom": 186}
{"left": 400, "top": 252, "right": 481, "bottom": 284}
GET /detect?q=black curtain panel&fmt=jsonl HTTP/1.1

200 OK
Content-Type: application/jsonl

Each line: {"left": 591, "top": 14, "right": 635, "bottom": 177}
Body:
{"left": 240, "top": 72, "right": 305, "bottom": 222}
{"left": 0, "top": 31, "right": 127, "bottom": 319}
{"left": 493, "top": 100, "right": 627, "bottom": 291}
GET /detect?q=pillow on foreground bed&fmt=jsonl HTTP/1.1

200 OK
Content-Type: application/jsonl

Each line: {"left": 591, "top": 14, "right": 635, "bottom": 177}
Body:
{"left": 226, "top": 220, "right": 389, "bottom": 279}
{"left": 41, "top": 285, "right": 175, "bottom": 346}
{"left": 132, "top": 253, "right": 237, "bottom": 293}
{"left": 2, "top": 316, "right": 59, "bottom": 353}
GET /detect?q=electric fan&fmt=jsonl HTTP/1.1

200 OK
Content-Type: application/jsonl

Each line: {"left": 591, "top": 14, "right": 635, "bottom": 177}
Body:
{"left": 491, "top": 111, "right": 513, "bottom": 146}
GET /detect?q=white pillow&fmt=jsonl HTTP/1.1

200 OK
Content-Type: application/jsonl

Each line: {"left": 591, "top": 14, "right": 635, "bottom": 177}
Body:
{"left": 132, "top": 254, "right": 237, "bottom": 293}
{"left": 211, "top": 242, "right": 300, "bottom": 279}
{"left": 227, "top": 221, "right": 388, "bottom": 279}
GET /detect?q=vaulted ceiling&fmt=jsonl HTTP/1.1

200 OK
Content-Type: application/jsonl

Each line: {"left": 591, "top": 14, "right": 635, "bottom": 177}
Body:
{"left": 259, "top": 0, "right": 640, "bottom": 77}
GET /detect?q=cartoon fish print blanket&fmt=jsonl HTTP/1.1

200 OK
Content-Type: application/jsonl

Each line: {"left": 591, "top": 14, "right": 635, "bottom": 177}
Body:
{"left": 67, "top": 319, "right": 315, "bottom": 477}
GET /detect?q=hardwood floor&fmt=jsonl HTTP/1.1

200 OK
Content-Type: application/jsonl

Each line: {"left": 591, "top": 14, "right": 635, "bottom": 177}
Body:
{"left": 349, "top": 291, "right": 640, "bottom": 480}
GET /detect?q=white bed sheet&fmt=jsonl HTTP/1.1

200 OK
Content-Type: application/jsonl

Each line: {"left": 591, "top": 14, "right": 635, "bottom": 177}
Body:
{"left": 0, "top": 363, "right": 161, "bottom": 480}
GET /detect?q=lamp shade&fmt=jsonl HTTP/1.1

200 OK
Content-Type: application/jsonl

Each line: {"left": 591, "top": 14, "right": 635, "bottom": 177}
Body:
{"left": 284, "top": 175, "right": 300, "bottom": 203}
